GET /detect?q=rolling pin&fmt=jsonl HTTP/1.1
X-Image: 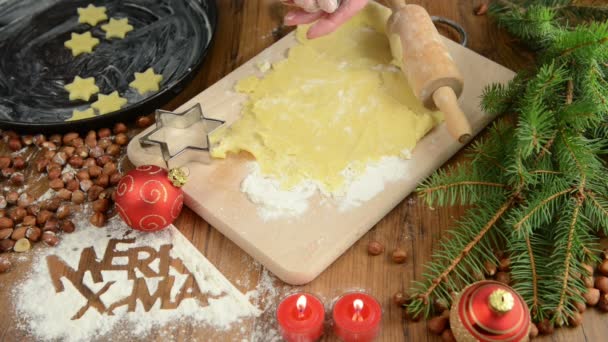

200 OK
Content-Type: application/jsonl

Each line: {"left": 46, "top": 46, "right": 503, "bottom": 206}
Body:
{"left": 386, "top": 0, "right": 472, "bottom": 143}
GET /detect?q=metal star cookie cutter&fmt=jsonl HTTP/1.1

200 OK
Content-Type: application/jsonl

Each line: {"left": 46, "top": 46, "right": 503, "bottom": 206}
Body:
{"left": 139, "top": 103, "right": 225, "bottom": 169}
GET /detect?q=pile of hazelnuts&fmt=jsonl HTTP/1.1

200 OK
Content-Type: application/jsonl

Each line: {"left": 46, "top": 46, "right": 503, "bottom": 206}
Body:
{"left": 0, "top": 116, "right": 153, "bottom": 274}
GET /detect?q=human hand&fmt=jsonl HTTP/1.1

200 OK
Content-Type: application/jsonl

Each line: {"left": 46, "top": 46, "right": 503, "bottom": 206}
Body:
{"left": 282, "top": 0, "right": 368, "bottom": 39}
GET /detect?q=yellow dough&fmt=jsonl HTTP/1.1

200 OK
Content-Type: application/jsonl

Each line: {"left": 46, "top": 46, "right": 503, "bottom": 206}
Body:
{"left": 101, "top": 18, "right": 134, "bottom": 39}
{"left": 211, "top": 3, "right": 442, "bottom": 193}
{"left": 64, "top": 32, "right": 100, "bottom": 56}
{"left": 92, "top": 91, "right": 127, "bottom": 114}
{"left": 64, "top": 76, "right": 99, "bottom": 101}
{"left": 67, "top": 108, "right": 96, "bottom": 121}
{"left": 77, "top": 4, "right": 108, "bottom": 26}
{"left": 129, "top": 68, "right": 163, "bottom": 95}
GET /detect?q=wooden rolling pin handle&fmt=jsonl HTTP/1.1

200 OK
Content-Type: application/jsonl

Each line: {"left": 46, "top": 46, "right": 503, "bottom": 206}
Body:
{"left": 387, "top": 0, "right": 407, "bottom": 11}
{"left": 432, "top": 86, "right": 472, "bottom": 144}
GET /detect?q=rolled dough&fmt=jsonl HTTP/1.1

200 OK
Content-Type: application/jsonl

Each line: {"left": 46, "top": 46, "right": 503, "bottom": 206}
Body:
{"left": 211, "top": 3, "right": 442, "bottom": 194}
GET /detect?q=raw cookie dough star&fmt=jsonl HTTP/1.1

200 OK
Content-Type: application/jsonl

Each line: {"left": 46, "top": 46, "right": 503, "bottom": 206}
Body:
{"left": 67, "top": 108, "right": 96, "bottom": 121}
{"left": 101, "top": 18, "right": 134, "bottom": 39}
{"left": 64, "top": 76, "right": 99, "bottom": 101}
{"left": 64, "top": 32, "right": 100, "bottom": 56}
{"left": 92, "top": 91, "right": 127, "bottom": 115}
{"left": 129, "top": 68, "right": 163, "bottom": 95}
{"left": 77, "top": 4, "right": 108, "bottom": 26}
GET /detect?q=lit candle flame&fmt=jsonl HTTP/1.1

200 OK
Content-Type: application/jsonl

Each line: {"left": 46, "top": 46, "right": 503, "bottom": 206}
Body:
{"left": 352, "top": 299, "right": 364, "bottom": 322}
{"left": 296, "top": 295, "right": 307, "bottom": 318}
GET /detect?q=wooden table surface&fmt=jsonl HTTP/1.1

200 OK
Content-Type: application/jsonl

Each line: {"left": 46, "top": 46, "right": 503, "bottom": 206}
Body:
{"left": 1, "top": 1, "right": 606, "bottom": 341}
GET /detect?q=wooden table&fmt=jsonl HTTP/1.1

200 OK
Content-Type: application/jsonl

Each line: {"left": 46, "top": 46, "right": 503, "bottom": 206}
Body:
{"left": 1, "top": 1, "right": 606, "bottom": 341}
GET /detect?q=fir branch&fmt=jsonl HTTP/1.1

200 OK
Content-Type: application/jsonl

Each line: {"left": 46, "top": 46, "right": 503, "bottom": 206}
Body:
{"left": 511, "top": 185, "right": 572, "bottom": 235}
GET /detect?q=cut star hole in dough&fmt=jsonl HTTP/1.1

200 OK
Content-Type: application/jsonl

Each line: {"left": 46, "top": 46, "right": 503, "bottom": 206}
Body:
{"left": 129, "top": 68, "right": 163, "bottom": 95}
{"left": 67, "top": 108, "right": 96, "bottom": 121}
{"left": 64, "top": 32, "right": 100, "bottom": 56}
{"left": 101, "top": 18, "right": 134, "bottom": 39}
{"left": 77, "top": 4, "right": 108, "bottom": 26}
{"left": 64, "top": 76, "right": 99, "bottom": 101}
{"left": 92, "top": 91, "right": 127, "bottom": 115}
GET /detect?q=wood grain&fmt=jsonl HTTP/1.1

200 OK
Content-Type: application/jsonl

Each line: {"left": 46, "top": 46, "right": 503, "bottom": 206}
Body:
{"left": 0, "top": 1, "right": 606, "bottom": 341}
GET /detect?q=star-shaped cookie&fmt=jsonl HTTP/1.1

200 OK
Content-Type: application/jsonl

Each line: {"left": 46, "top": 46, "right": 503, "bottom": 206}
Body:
{"left": 130, "top": 68, "right": 163, "bottom": 95}
{"left": 64, "top": 76, "right": 99, "bottom": 101}
{"left": 67, "top": 108, "right": 96, "bottom": 121}
{"left": 92, "top": 91, "right": 127, "bottom": 115}
{"left": 77, "top": 4, "right": 108, "bottom": 26}
{"left": 65, "top": 32, "right": 100, "bottom": 56}
{"left": 101, "top": 18, "right": 134, "bottom": 39}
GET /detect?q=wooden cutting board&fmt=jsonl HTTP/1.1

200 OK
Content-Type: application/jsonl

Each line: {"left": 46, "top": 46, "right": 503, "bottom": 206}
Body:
{"left": 127, "top": 22, "right": 515, "bottom": 285}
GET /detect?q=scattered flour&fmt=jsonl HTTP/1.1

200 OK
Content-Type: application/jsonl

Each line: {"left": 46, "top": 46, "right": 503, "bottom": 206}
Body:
{"left": 240, "top": 151, "right": 413, "bottom": 220}
{"left": 13, "top": 218, "right": 259, "bottom": 342}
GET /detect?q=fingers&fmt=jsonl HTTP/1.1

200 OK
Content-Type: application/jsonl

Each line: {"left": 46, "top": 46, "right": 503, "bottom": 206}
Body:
{"left": 318, "top": 0, "right": 340, "bottom": 13}
{"left": 307, "top": 0, "right": 368, "bottom": 39}
{"left": 284, "top": 9, "right": 325, "bottom": 26}
{"left": 293, "top": 0, "right": 320, "bottom": 13}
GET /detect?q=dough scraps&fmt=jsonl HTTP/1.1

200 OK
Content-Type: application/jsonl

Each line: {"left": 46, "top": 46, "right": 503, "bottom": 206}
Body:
{"left": 130, "top": 68, "right": 163, "bottom": 95}
{"left": 64, "top": 31, "right": 100, "bottom": 56}
{"left": 64, "top": 76, "right": 99, "bottom": 101}
{"left": 77, "top": 4, "right": 108, "bottom": 26}
{"left": 67, "top": 108, "right": 96, "bottom": 121}
{"left": 211, "top": 3, "right": 442, "bottom": 194}
{"left": 101, "top": 18, "right": 134, "bottom": 39}
{"left": 92, "top": 91, "right": 127, "bottom": 114}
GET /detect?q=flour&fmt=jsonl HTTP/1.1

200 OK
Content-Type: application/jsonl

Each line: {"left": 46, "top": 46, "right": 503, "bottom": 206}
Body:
{"left": 13, "top": 218, "right": 259, "bottom": 342}
{"left": 241, "top": 151, "right": 413, "bottom": 220}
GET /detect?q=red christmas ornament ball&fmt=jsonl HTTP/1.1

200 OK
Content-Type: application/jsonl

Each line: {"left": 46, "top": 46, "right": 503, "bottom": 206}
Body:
{"left": 115, "top": 165, "right": 184, "bottom": 232}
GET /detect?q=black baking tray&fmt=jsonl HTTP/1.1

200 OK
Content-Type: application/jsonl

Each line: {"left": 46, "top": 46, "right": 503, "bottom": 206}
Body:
{"left": 0, "top": 0, "right": 217, "bottom": 133}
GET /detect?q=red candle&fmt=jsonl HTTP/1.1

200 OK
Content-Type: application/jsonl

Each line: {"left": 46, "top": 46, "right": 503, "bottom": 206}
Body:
{"left": 277, "top": 293, "right": 325, "bottom": 342}
{"left": 333, "top": 292, "right": 382, "bottom": 341}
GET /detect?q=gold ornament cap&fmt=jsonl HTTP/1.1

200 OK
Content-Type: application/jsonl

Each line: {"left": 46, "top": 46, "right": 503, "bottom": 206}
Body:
{"left": 488, "top": 289, "right": 515, "bottom": 313}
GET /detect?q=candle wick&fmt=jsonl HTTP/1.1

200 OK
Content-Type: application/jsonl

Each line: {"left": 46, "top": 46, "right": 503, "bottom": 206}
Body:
{"left": 352, "top": 299, "right": 364, "bottom": 322}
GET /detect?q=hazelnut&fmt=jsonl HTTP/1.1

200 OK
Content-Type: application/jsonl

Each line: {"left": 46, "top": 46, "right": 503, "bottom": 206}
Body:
{"left": 8, "top": 137, "right": 22, "bottom": 151}
{"left": 583, "top": 274, "right": 595, "bottom": 288}
{"left": 61, "top": 220, "right": 76, "bottom": 233}
{"left": 599, "top": 259, "right": 608, "bottom": 276}
{"left": 568, "top": 311, "right": 583, "bottom": 327}
{"left": 537, "top": 318, "right": 554, "bottom": 335}
{"left": 441, "top": 329, "right": 456, "bottom": 342}
{"left": 584, "top": 287, "right": 600, "bottom": 306}
{"left": 71, "top": 138, "right": 84, "bottom": 148}
{"left": 367, "top": 241, "right": 384, "bottom": 256}
{"left": 106, "top": 144, "right": 121, "bottom": 156}
{"left": 0, "top": 217, "right": 14, "bottom": 228}
{"left": 47, "top": 167, "right": 62, "bottom": 180}
{"left": 596, "top": 276, "right": 608, "bottom": 293}
{"left": 598, "top": 293, "right": 608, "bottom": 312}
{"left": 136, "top": 115, "right": 153, "bottom": 128}
{"left": 80, "top": 179, "right": 93, "bottom": 192}
{"left": 57, "top": 188, "right": 72, "bottom": 201}
{"left": 68, "top": 156, "right": 84, "bottom": 168}
{"left": 18, "top": 192, "right": 34, "bottom": 208}
{"left": 26, "top": 204, "right": 40, "bottom": 216}
{"left": 427, "top": 314, "right": 449, "bottom": 335}
{"left": 496, "top": 271, "right": 511, "bottom": 285}
{"left": 96, "top": 155, "right": 114, "bottom": 166}
{"left": 52, "top": 151, "right": 67, "bottom": 165}
{"left": 11, "top": 226, "right": 27, "bottom": 240}
{"left": 49, "top": 178, "right": 65, "bottom": 190}
{"left": 93, "top": 198, "right": 110, "bottom": 213}
{"left": 22, "top": 215, "right": 36, "bottom": 227}
{"left": 10, "top": 172, "right": 24, "bottom": 185}
{"left": 89, "top": 146, "right": 104, "bottom": 158}
{"left": 103, "top": 162, "right": 117, "bottom": 175}
{"left": 114, "top": 133, "right": 128, "bottom": 145}
{"left": 75, "top": 146, "right": 89, "bottom": 158}
{"left": 391, "top": 248, "right": 407, "bottom": 263}
{"left": 88, "top": 165, "right": 102, "bottom": 178}
{"left": 33, "top": 134, "right": 46, "bottom": 146}
{"left": 583, "top": 263, "right": 594, "bottom": 277}
{"left": 49, "top": 134, "right": 62, "bottom": 145}
{"left": 0, "top": 156, "right": 11, "bottom": 169}
{"left": 484, "top": 260, "right": 497, "bottom": 277}
{"left": 72, "top": 190, "right": 85, "bottom": 204}
{"left": 10, "top": 238, "right": 28, "bottom": 253}
{"left": 42, "top": 198, "right": 62, "bottom": 212}
{"left": 76, "top": 170, "right": 90, "bottom": 181}
{"left": 0, "top": 257, "right": 11, "bottom": 273}
{"left": 43, "top": 149, "right": 56, "bottom": 160}
{"left": 0, "top": 239, "right": 15, "bottom": 252}
{"left": 89, "top": 212, "right": 106, "bottom": 227}
{"left": 98, "top": 127, "right": 111, "bottom": 138}
{"left": 393, "top": 291, "right": 410, "bottom": 307}
{"left": 66, "top": 179, "right": 79, "bottom": 192}
{"left": 42, "top": 231, "right": 59, "bottom": 247}
{"left": 43, "top": 218, "right": 59, "bottom": 233}
{"left": 56, "top": 204, "right": 71, "bottom": 219}
{"left": 0, "top": 228, "right": 13, "bottom": 240}
{"left": 36, "top": 210, "right": 53, "bottom": 225}
{"left": 88, "top": 185, "right": 104, "bottom": 201}
{"left": 474, "top": 3, "right": 488, "bottom": 16}
{"left": 1, "top": 167, "right": 14, "bottom": 178}
{"left": 9, "top": 207, "right": 27, "bottom": 222}
{"left": 113, "top": 122, "right": 128, "bottom": 134}
{"left": 100, "top": 188, "right": 115, "bottom": 200}
{"left": 62, "top": 132, "right": 79, "bottom": 145}
{"left": 35, "top": 158, "right": 49, "bottom": 173}
{"left": 95, "top": 174, "right": 109, "bottom": 187}
{"left": 6, "top": 191, "right": 18, "bottom": 204}
{"left": 109, "top": 173, "right": 122, "bottom": 185}
{"left": 574, "top": 300, "right": 586, "bottom": 313}
{"left": 84, "top": 157, "right": 97, "bottom": 168}
{"left": 12, "top": 156, "right": 26, "bottom": 169}
{"left": 61, "top": 146, "right": 75, "bottom": 158}
{"left": 498, "top": 257, "right": 511, "bottom": 271}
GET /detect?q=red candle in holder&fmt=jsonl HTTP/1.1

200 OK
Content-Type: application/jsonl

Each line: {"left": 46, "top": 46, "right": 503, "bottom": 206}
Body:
{"left": 277, "top": 293, "right": 325, "bottom": 342}
{"left": 332, "top": 292, "right": 382, "bottom": 341}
